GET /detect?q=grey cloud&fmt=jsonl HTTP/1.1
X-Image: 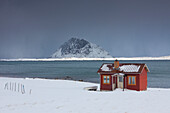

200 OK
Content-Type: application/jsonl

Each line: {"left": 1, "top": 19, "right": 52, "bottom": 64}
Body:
{"left": 0, "top": 0, "right": 170, "bottom": 58}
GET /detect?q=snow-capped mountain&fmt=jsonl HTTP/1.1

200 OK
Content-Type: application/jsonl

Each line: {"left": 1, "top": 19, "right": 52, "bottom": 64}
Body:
{"left": 52, "top": 38, "right": 113, "bottom": 58}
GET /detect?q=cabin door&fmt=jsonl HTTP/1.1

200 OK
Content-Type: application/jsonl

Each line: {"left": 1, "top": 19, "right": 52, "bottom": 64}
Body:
{"left": 117, "top": 76, "right": 123, "bottom": 88}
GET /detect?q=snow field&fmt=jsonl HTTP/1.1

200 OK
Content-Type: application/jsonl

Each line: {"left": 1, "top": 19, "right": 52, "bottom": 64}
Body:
{"left": 0, "top": 77, "right": 170, "bottom": 113}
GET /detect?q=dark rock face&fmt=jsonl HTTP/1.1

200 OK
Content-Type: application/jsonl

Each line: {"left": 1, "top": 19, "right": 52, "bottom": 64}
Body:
{"left": 60, "top": 38, "right": 90, "bottom": 55}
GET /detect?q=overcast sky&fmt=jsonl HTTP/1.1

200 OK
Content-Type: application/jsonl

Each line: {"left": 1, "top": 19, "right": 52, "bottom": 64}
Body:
{"left": 0, "top": 0, "right": 170, "bottom": 58}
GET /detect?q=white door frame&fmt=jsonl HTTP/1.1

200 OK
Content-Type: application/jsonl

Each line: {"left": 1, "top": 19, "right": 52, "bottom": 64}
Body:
{"left": 111, "top": 75, "right": 116, "bottom": 90}
{"left": 113, "top": 73, "right": 124, "bottom": 89}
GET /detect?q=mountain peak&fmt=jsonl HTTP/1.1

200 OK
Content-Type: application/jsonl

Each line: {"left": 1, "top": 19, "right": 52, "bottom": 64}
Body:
{"left": 52, "top": 38, "right": 112, "bottom": 58}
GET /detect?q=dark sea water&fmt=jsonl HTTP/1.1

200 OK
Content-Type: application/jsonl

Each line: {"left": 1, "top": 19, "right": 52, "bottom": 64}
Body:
{"left": 0, "top": 60, "right": 170, "bottom": 88}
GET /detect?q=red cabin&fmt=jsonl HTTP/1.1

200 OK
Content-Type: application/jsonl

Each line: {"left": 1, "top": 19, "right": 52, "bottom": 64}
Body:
{"left": 97, "top": 60, "right": 150, "bottom": 91}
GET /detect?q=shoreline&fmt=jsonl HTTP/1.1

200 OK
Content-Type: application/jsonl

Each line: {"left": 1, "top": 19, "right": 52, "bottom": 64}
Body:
{"left": 0, "top": 76, "right": 98, "bottom": 84}
{"left": 1, "top": 56, "right": 170, "bottom": 61}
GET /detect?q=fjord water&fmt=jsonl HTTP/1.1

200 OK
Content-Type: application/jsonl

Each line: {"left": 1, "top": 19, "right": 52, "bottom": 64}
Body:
{"left": 0, "top": 60, "right": 170, "bottom": 88}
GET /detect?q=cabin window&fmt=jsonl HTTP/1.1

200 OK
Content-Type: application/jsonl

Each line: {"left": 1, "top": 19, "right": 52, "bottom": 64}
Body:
{"left": 128, "top": 76, "right": 136, "bottom": 85}
{"left": 103, "top": 75, "right": 110, "bottom": 84}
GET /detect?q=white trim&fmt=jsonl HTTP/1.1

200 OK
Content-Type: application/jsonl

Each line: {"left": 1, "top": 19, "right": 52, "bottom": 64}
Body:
{"left": 141, "top": 64, "right": 150, "bottom": 73}
{"left": 113, "top": 73, "right": 124, "bottom": 76}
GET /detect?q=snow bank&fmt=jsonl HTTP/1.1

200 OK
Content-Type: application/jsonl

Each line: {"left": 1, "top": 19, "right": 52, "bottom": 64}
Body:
{"left": 0, "top": 77, "right": 170, "bottom": 113}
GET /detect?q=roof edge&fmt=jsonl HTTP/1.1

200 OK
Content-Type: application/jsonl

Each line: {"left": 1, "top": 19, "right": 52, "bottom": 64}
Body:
{"left": 144, "top": 64, "right": 150, "bottom": 72}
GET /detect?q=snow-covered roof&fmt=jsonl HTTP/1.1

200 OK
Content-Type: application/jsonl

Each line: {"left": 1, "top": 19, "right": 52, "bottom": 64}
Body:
{"left": 98, "top": 63, "right": 149, "bottom": 74}
{"left": 119, "top": 65, "right": 140, "bottom": 72}
{"left": 101, "top": 64, "right": 112, "bottom": 71}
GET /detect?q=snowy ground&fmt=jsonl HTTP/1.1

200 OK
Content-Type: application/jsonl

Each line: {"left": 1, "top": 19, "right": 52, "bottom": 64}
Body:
{"left": 0, "top": 77, "right": 170, "bottom": 113}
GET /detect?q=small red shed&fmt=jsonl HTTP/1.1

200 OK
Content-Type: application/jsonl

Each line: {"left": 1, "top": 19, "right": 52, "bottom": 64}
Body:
{"left": 97, "top": 60, "right": 150, "bottom": 91}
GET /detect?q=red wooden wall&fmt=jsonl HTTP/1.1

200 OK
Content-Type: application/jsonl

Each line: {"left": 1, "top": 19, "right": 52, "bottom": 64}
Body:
{"left": 125, "top": 74, "right": 140, "bottom": 91}
{"left": 139, "top": 68, "right": 147, "bottom": 91}
{"left": 100, "top": 75, "right": 112, "bottom": 91}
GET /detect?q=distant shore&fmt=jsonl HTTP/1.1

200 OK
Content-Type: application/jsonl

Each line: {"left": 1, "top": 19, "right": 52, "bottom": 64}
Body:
{"left": 1, "top": 56, "right": 170, "bottom": 61}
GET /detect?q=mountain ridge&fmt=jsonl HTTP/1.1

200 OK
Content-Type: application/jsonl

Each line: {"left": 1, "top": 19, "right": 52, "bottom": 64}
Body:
{"left": 52, "top": 38, "right": 113, "bottom": 58}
